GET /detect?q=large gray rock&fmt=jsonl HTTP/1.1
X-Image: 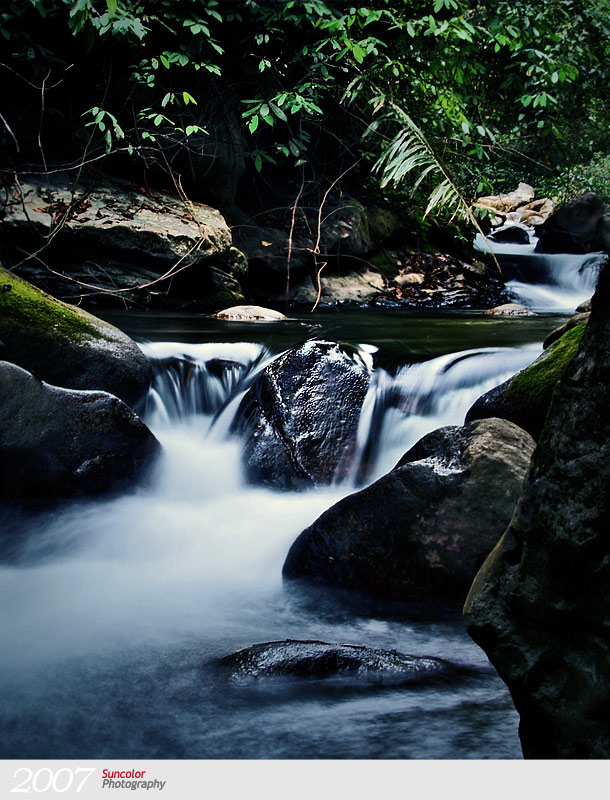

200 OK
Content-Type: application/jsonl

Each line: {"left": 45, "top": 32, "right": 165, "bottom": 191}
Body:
{"left": 1, "top": 174, "right": 231, "bottom": 265}
{"left": 0, "top": 175, "right": 236, "bottom": 308}
{"left": 283, "top": 418, "right": 535, "bottom": 601}
{"left": 0, "top": 362, "right": 159, "bottom": 503}
{"left": 233, "top": 340, "right": 371, "bottom": 489}
{"left": 464, "top": 257, "right": 610, "bottom": 758}
{"left": 219, "top": 640, "right": 451, "bottom": 684}
{"left": 0, "top": 265, "right": 152, "bottom": 407}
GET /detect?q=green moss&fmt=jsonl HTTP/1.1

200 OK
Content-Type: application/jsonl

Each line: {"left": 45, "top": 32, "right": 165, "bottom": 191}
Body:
{"left": 0, "top": 266, "right": 103, "bottom": 341}
{"left": 370, "top": 248, "right": 401, "bottom": 279}
{"left": 505, "top": 322, "right": 587, "bottom": 411}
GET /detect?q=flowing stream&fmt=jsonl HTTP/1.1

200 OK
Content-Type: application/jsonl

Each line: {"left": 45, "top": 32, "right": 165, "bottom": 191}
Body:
{"left": 0, "top": 308, "right": 581, "bottom": 759}
{"left": 474, "top": 228, "right": 604, "bottom": 311}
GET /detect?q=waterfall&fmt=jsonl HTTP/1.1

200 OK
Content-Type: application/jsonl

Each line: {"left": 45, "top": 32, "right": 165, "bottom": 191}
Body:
{"left": 474, "top": 228, "right": 605, "bottom": 311}
{"left": 142, "top": 339, "right": 540, "bottom": 485}
{"left": 0, "top": 333, "right": 531, "bottom": 759}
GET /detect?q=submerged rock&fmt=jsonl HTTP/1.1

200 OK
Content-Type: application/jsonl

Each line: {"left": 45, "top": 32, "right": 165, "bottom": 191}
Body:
{"left": 233, "top": 340, "right": 371, "bottom": 489}
{"left": 466, "top": 322, "right": 587, "bottom": 439}
{"left": 0, "top": 362, "right": 159, "bottom": 503}
{"left": 0, "top": 266, "right": 152, "bottom": 407}
{"left": 219, "top": 640, "right": 449, "bottom": 683}
{"left": 212, "top": 305, "right": 287, "bottom": 321}
{"left": 464, "top": 258, "right": 610, "bottom": 758}
{"left": 283, "top": 419, "right": 534, "bottom": 601}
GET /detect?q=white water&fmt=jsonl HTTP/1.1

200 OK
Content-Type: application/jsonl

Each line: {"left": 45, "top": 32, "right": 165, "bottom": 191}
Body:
{"left": 0, "top": 335, "right": 538, "bottom": 758}
{"left": 474, "top": 228, "right": 604, "bottom": 312}
{"left": 0, "top": 340, "right": 540, "bottom": 667}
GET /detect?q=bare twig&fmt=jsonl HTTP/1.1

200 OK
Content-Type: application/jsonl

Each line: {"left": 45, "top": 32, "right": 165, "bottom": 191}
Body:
{"left": 309, "top": 160, "right": 361, "bottom": 312}
{"left": 311, "top": 262, "right": 327, "bottom": 313}
{"left": 285, "top": 175, "right": 305, "bottom": 312}
{"left": 0, "top": 112, "right": 19, "bottom": 152}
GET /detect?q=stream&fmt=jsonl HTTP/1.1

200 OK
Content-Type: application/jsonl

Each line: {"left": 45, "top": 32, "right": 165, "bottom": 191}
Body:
{"left": 0, "top": 250, "right": 597, "bottom": 760}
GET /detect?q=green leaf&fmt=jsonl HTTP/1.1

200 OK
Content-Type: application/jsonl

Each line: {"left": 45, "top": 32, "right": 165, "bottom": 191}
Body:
{"left": 183, "top": 91, "right": 196, "bottom": 105}
{"left": 248, "top": 116, "right": 259, "bottom": 133}
{"left": 105, "top": 0, "right": 118, "bottom": 19}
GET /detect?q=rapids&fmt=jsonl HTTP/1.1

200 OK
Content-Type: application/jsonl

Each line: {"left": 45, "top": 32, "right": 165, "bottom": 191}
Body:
{"left": 0, "top": 304, "right": 589, "bottom": 759}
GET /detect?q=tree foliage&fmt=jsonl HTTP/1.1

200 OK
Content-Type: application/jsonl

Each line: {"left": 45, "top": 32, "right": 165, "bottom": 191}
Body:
{"left": 1, "top": 0, "right": 609, "bottom": 217}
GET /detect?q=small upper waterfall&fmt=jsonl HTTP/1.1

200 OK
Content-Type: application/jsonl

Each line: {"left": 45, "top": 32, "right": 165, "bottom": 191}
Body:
{"left": 474, "top": 227, "right": 605, "bottom": 311}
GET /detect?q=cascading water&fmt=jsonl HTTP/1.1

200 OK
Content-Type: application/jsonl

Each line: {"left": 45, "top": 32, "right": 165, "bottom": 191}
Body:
{"left": 474, "top": 227, "right": 605, "bottom": 311}
{"left": 0, "top": 329, "right": 539, "bottom": 760}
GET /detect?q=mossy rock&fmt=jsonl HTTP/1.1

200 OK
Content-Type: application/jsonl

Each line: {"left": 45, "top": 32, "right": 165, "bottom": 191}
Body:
{"left": 369, "top": 248, "right": 401, "bottom": 279}
{"left": 0, "top": 265, "right": 152, "bottom": 407}
{"left": 465, "top": 322, "right": 587, "bottom": 439}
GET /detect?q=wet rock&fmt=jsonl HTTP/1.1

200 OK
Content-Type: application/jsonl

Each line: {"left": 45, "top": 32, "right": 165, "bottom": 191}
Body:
{"left": 0, "top": 266, "right": 152, "bottom": 407}
{"left": 283, "top": 419, "right": 534, "bottom": 601}
{"left": 219, "top": 640, "right": 450, "bottom": 684}
{"left": 212, "top": 304, "right": 287, "bottom": 321}
{"left": 535, "top": 192, "right": 608, "bottom": 254}
{"left": 484, "top": 303, "right": 536, "bottom": 317}
{"left": 466, "top": 322, "right": 587, "bottom": 439}
{"left": 0, "top": 361, "right": 159, "bottom": 503}
{"left": 463, "top": 258, "right": 610, "bottom": 759}
{"left": 543, "top": 312, "right": 590, "bottom": 349}
{"left": 488, "top": 226, "right": 531, "bottom": 245}
{"left": 576, "top": 297, "right": 592, "bottom": 312}
{"left": 233, "top": 340, "right": 371, "bottom": 489}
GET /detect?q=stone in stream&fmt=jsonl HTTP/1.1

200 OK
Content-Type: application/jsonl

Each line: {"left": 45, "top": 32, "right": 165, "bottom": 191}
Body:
{"left": 212, "top": 305, "right": 287, "bottom": 321}
{"left": 233, "top": 339, "right": 371, "bottom": 489}
{"left": 487, "top": 226, "right": 531, "bottom": 245}
{"left": 466, "top": 321, "right": 588, "bottom": 440}
{"left": 0, "top": 265, "right": 152, "bottom": 408}
{"left": 219, "top": 640, "right": 451, "bottom": 684}
{"left": 0, "top": 361, "right": 160, "bottom": 504}
{"left": 483, "top": 303, "right": 536, "bottom": 317}
{"left": 464, "top": 258, "right": 610, "bottom": 758}
{"left": 283, "top": 418, "right": 535, "bottom": 602}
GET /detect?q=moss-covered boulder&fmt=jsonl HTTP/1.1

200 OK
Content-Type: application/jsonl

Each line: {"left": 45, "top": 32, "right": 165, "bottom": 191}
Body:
{"left": 0, "top": 361, "right": 159, "bottom": 503}
{"left": 465, "top": 322, "right": 587, "bottom": 439}
{"left": 0, "top": 266, "right": 152, "bottom": 407}
{"left": 463, "top": 259, "right": 610, "bottom": 758}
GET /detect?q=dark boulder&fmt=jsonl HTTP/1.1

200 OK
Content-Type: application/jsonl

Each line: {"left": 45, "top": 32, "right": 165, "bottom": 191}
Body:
{"left": 464, "top": 258, "right": 610, "bottom": 759}
{"left": 535, "top": 192, "right": 608, "bottom": 254}
{"left": 466, "top": 322, "right": 587, "bottom": 439}
{"left": 0, "top": 266, "right": 152, "bottom": 407}
{"left": 283, "top": 418, "right": 534, "bottom": 601}
{"left": 0, "top": 361, "right": 159, "bottom": 503}
{"left": 219, "top": 640, "right": 450, "bottom": 684}
{"left": 233, "top": 340, "right": 371, "bottom": 489}
{"left": 488, "top": 226, "right": 531, "bottom": 245}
